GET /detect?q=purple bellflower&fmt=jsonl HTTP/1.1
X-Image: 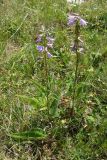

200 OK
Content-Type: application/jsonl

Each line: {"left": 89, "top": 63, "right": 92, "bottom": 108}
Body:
{"left": 80, "top": 18, "right": 87, "bottom": 26}
{"left": 46, "top": 37, "right": 55, "bottom": 49}
{"left": 46, "top": 37, "right": 55, "bottom": 43}
{"left": 36, "top": 35, "right": 55, "bottom": 58}
{"left": 47, "top": 52, "right": 53, "bottom": 58}
{"left": 35, "top": 34, "right": 43, "bottom": 43}
{"left": 68, "top": 15, "right": 77, "bottom": 25}
{"left": 37, "top": 45, "right": 44, "bottom": 52}
{"left": 68, "top": 14, "right": 88, "bottom": 26}
{"left": 47, "top": 43, "right": 53, "bottom": 48}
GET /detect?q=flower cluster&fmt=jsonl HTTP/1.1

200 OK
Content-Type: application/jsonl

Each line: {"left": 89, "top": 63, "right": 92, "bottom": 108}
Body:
{"left": 35, "top": 34, "right": 55, "bottom": 58}
{"left": 68, "top": 14, "right": 88, "bottom": 26}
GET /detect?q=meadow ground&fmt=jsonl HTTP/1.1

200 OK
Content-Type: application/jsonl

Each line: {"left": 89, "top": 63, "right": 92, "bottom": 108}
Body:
{"left": 0, "top": 0, "right": 107, "bottom": 159}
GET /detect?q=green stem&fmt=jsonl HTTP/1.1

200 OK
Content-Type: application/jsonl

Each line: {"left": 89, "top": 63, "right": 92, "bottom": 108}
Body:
{"left": 72, "top": 21, "right": 80, "bottom": 111}
{"left": 44, "top": 50, "right": 49, "bottom": 113}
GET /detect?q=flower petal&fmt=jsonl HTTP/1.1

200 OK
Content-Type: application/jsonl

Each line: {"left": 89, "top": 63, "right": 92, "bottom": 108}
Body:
{"left": 35, "top": 34, "right": 43, "bottom": 43}
{"left": 67, "top": 15, "right": 77, "bottom": 25}
{"left": 37, "top": 45, "right": 44, "bottom": 52}
{"left": 47, "top": 43, "right": 53, "bottom": 48}
{"left": 47, "top": 52, "right": 53, "bottom": 58}
{"left": 46, "top": 37, "right": 55, "bottom": 44}
{"left": 80, "top": 18, "right": 87, "bottom": 26}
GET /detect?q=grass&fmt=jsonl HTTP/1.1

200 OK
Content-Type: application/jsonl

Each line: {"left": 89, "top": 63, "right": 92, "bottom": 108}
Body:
{"left": 0, "top": 0, "right": 107, "bottom": 159}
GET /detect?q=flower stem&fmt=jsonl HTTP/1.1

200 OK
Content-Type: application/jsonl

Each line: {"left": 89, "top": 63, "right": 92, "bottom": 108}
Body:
{"left": 72, "top": 21, "right": 80, "bottom": 112}
{"left": 44, "top": 50, "right": 49, "bottom": 113}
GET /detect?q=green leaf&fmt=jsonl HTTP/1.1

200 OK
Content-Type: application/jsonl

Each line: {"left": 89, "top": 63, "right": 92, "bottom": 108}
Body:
{"left": 49, "top": 93, "right": 61, "bottom": 118}
{"left": 86, "top": 116, "right": 95, "bottom": 123}
{"left": 17, "top": 95, "right": 47, "bottom": 109}
{"left": 9, "top": 129, "right": 47, "bottom": 141}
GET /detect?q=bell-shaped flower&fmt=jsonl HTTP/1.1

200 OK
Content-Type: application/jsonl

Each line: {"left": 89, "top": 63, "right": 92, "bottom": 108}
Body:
{"left": 46, "top": 37, "right": 55, "bottom": 48}
{"left": 46, "top": 37, "right": 55, "bottom": 43}
{"left": 68, "top": 14, "right": 87, "bottom": 27}
{"left": 36, "top": 34, "right": 55, "bottom": 58}
{"left": 80, "top": 18, "right": 88, "bottom": 26}
{"left": 37, "top": 45, "right": 44, "bottom": 52}
{"left": 47, "top": 52, "right": 53, "bottom": 58}
{"left": 47, "top": 42, "right": 53, "bottom": 48}
{"left": 35, "top": 34, "right": 43, "bottom": 43}
{"left": 68, "top": 15, "right": 77, "bottom": 25}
